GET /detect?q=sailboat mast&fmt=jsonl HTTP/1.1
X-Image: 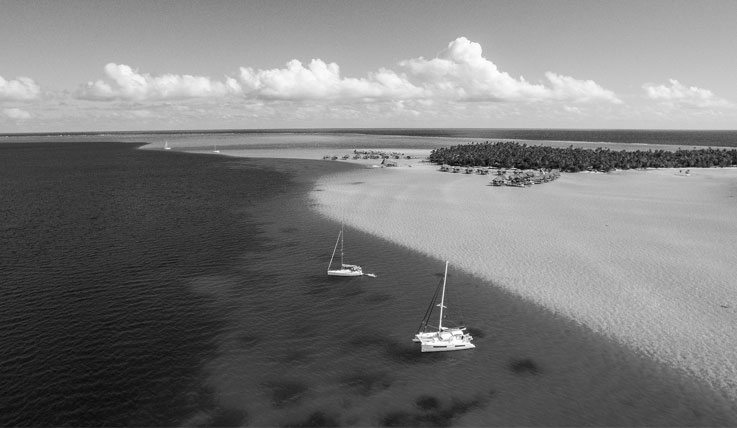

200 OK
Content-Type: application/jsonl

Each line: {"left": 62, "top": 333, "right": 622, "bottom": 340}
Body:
{"left": 340, "top": 224, "right": 345, "bottom": 266}
{"left": 328, "top": 230, "right": 341, "bottom": 270}
{"left": 438, "top": 261, "right": 448, "bottom": 332}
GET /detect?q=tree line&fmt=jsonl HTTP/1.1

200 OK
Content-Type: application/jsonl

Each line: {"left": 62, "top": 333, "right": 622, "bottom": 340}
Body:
{"left": 428, "top": 141, "right": 737, "bottom": 172}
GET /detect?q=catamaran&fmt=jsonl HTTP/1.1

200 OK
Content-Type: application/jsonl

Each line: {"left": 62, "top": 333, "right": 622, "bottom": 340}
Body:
{"left": 327, "top": 224, "right": 363, "bottom": 277}
{"left": 413, "top": 261, "right": 475, "bottom": 352}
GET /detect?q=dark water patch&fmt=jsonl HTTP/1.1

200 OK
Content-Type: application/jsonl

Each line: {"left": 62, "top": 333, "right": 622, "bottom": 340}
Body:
{"left": 204, "top": 407, "right": 249, "bottom": 427}
{"left": 510, "top": 357, "right": 541, "bottom": 375}
{"left": 348, "top": 333, "right": 394, "bottom": 349}
{"left": 384, "top": 342, "right": 445, "bottom": 365}
{"left": 383, "top": 394, "right": 489, "bottom": 427}
{"left": 334, "top": 281, "right": 366, "bottom": 298}
{"left": 280, "top": 350, "right": 315, "bottom": 365}
{"left": 238, "top": 335, "right": 261, "bottom": 347}
{"left": 262, "top": 379, "right": 309, "bottom": 408}
{"left": 445, "top": 395, "right": 487, "bottom": 417}
{"left": 260, "top": 240, "right": 301, "bottom": 252}
{"left": 415, "top": 395, "right": 441, "bottom": 411}
{"left": 274, "top": 239, "right": 302, "bottom": 249}
{"left": 465, "top": 326, "right": 485, "bottom": 339}
{"left": 304, "top": 280, "right": 335, "bottom": 296}
{"left": 7, "top": 140, "right": 737, "bottom": 426}
{"left": 0, "top": 142, "right": 293, "bottom": 426}
{"left": 289, "top": 321, "right": 320, "bottom": 338}
{"left": 380, "top": 410, "right": 417, "bottom": 427}
{"left": 340, "top": 371, "right": 395, "bottom": 396}
{"left": 284, "top": 410, "right": 341, "bottom": 427}
{"left": 363, "top": 292, "right": 393, "bottom": 304}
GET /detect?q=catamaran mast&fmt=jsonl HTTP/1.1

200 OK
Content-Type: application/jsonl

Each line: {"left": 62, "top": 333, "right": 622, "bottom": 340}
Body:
{"left": 437, "top": 261, "right": 448, "bottom": 332}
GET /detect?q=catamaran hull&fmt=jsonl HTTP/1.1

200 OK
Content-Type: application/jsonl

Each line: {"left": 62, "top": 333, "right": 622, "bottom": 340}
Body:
{"left": 414, "top": 330, "right": 475, "bottom": 352}
{"left": 420, "top": 342, "right": 476, "bottom": 352}
{"left": 414, "top": 262, "right": 476, "bottom": 353}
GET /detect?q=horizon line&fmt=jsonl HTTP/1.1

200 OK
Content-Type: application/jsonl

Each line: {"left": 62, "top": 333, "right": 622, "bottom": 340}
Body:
{"left": 3, "top": 127, "right": 737, "bottom": 137}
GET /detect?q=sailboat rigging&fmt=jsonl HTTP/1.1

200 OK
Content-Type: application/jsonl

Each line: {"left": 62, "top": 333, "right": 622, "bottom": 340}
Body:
{"left": 413, "top": 261, "right": 475, "bottom": 352}
{"left": 327, "top": 224, "right": 363, "bottom": 277}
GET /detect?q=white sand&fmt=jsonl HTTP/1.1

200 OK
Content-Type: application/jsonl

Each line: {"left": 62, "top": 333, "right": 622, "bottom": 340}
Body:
{"left": 165, "top": 140, "right": 737, "bottom": 399}
{"left": 310, "top": 158, "right": 737, "bottom": 398}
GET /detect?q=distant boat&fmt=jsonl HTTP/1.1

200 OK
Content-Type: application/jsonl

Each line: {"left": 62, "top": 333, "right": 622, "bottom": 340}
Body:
{"left": 164, "top": 141, "right": 171, "bottom": 150}
{"left": 413, "top": 261, "right": 475, "bottom": 352}
{"left": 213, "top": 145, "right": 220, "bottom": 153}
{"left": 327, "top": 224, "right": 363, "bottom": 277}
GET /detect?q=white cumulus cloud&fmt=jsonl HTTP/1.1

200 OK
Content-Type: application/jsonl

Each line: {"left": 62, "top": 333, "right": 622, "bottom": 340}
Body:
{"left": 643, "top": 79, "right": 732, "bottom": 108}
{"left": 76, "top": 63, "right": 242, "bottom": 101}
{"left": 399, "top": 37, "right": 620, "bottom": 103}
{"left": 238, "top": 59, "right": 424, "bottom": 100}
{"left": 545, "top": 72, "right": 621, "bottom": 103}
{"left": 400, "top": 37, "right": 547, "bottom": 100}
{"left": 73, "top": 37, "right": 619, "bottom": 107}
{"left": 0, "top": 75, "right": 41, "bottom": 100}
{"left": 233, "top": 37, "right": 617, "bottom": 104}
{"left": 3, "top": 107, "right": 32, "bottom": 119}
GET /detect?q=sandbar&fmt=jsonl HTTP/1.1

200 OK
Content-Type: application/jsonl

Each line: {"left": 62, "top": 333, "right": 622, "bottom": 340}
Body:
{"left": 308, "top": 154, "right": 737, "bottom": 399}
{"left": 163, "top": 139, "right": 737, "bottom": 401}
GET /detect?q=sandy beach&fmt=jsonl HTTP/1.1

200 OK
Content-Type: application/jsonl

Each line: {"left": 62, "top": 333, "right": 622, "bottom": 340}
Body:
{"left": 302, "top": 152, "right": 737, "bottom": 400}
{"left": 189, "top": 140, "right": 737, "bottom": 400}
{"left": 138, "top": 139, "right": 737, "bottom": 423}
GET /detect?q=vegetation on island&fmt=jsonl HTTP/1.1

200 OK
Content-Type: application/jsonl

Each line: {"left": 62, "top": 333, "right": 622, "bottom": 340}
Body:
{"left": 429, "top": 141, "right": 737, "bottom": 172}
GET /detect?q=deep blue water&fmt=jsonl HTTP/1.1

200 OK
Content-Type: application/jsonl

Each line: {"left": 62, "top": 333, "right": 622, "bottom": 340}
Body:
{"left": 4, "top": 128, "right": 737, "bottom": 148}
{"left": 349, "top": 128, "right": 737, "bottom": 147}
{"left": 0, "top": 142, "right": 286, "bottom": 425}
{"left": 2, "top": 139, "right": 737, "bottom": 426}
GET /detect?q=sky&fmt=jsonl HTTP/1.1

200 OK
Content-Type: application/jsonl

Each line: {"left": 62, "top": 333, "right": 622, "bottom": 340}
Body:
{"left": 1, "top": 0, "right": 736, "bottom": 133}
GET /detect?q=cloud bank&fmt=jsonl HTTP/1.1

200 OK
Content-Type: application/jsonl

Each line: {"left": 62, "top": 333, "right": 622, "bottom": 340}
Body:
{"left": 6, "top": 37, "right": 732, "bottom": 131}
{"left": 2, "top": 107, "right": 32, "bottom": 119}
{"left": 401, "top": 38, "right": 620, "bottom": 103}
{"left": 0, "top": 75, "right": 41, "bottom": 100}
{"left": 643, "top": 79, "right": 732, "bottom": 108}
{"left": 77, "top": 63, "right": 241, "bottom": 101}
{"left": 75, "top": 37, "right": 620, "bottom": 105}
{"left": 238, "top": 60, "right": 424, "bottom": 100}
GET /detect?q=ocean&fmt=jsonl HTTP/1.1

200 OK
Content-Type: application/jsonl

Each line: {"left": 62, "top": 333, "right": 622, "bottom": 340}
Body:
{"left": 2, "top": 131, "right": 737, "bottom": 426}
{"left": 5, "top": 127, "right": 737, "bottom": 149}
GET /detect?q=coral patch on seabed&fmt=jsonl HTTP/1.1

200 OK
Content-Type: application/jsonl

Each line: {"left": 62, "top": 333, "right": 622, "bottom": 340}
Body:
{"left": 510, "top": 358, "right": 541, "bottom": 375}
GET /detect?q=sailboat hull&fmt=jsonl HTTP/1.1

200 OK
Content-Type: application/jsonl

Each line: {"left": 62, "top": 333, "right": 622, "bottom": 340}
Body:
{"left": 327, "top": 227, "right": 363, "bottom": 277}
{"left": 327, "top": 269, "right": 363, "bottom": 277}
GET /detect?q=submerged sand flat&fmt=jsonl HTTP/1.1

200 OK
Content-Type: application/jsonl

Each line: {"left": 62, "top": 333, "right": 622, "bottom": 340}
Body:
{"left": 311, "top": 160, "right": 737, "bottom": 398}
{"left": 160, "top": 138, "right": 737, "bottom": 402}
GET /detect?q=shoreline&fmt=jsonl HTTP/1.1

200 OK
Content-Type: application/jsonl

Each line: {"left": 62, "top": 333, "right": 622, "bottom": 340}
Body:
{"left": 151, "top": 141, "right": 737, "bottom": 402}
{"left": 145, "top": 141, "right": 737, "bottom": 425}
{"left": 309, "top": 157, "right": 737, "bottom": 399}
{"left": 217, "top": 152, "right": 737, "bottom": 423}
{"left": 6, "top": 139, "right": 736, "bottom": 425}
{"left": 178, "top": 143, "right": 736, "bottom": 397}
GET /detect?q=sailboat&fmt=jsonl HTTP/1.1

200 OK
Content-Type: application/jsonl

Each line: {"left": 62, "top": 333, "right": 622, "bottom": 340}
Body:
{"left": 164, "top": 141, "right": 171, "bottom": 150}
{"left": 327, "top": 224, "right": 363, "bottom": 276}
{"left": 413, "top": 261, "right": 475, "bottom": 352}
{"left": 212, "top": 145, "right": 220, "bottom": 153}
